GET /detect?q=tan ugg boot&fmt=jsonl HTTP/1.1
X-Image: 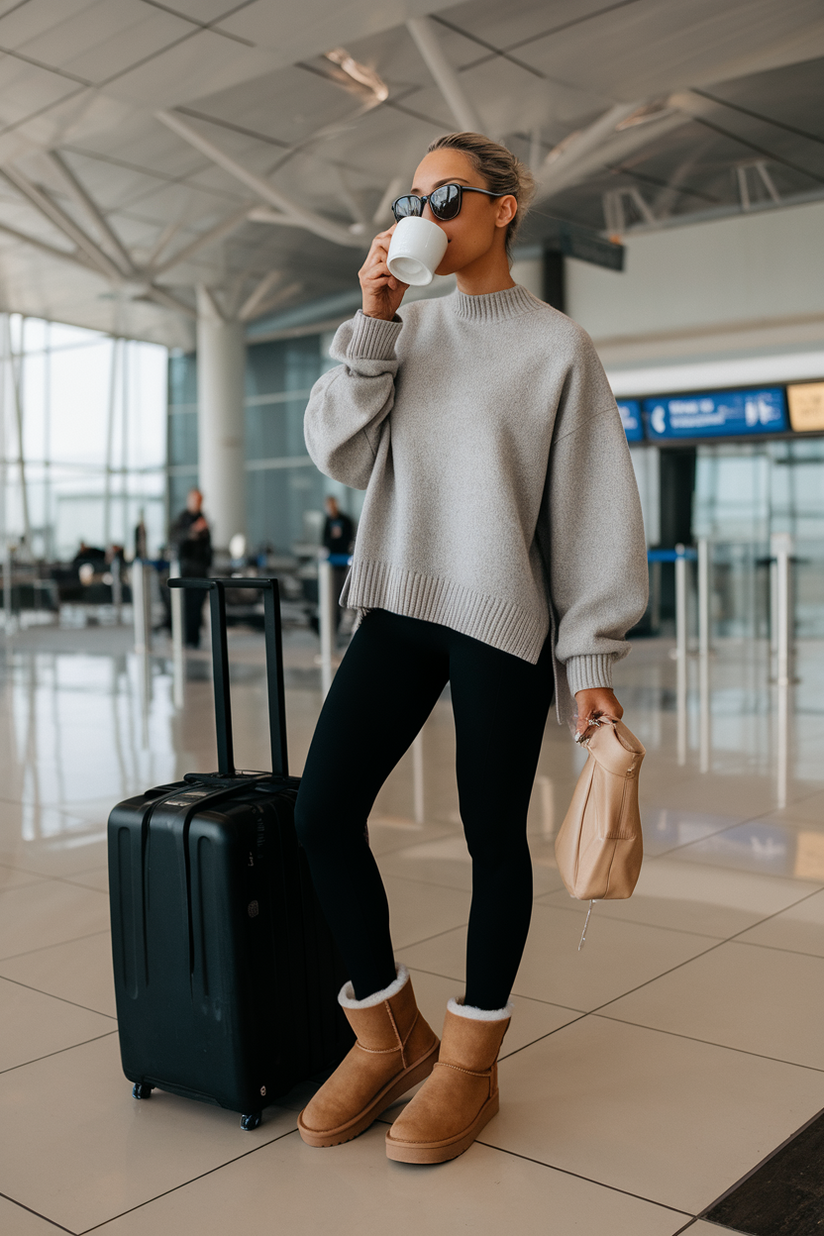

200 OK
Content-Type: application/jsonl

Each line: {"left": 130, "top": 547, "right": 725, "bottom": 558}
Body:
{"left": 297, "top": 964, "right": 439, "bottom": 1147}
{"left": 385, "top": 997, "right": 512, "bottom": 1163}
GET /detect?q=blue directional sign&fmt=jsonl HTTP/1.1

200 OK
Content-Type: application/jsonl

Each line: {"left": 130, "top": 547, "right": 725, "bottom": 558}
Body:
{"left": 642, "top": 387, "right": 787, "bottom": 440}
{"left": 617, "top": 399, "right": 643, "bottom": 442}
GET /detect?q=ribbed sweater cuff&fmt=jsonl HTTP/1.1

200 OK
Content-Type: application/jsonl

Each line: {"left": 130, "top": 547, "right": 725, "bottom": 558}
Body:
{"left": 565, "top": 653, "right": 615, "bottom": 695}
{"left": 347, "top": 310, "right": 403, "bottom": 360}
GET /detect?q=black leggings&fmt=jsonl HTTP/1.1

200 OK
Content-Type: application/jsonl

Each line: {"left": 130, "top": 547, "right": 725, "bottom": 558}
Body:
{"left": 294, "top": 609, "right": 554, "bottom": 1011}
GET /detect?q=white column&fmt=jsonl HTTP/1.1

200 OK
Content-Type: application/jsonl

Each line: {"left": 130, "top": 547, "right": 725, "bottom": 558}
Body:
{"left": 196, "top": 287, "right": 246, "bottom": 551}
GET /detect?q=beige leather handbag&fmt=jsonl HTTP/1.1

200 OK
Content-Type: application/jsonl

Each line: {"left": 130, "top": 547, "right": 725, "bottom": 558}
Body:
{"left": 554, "top": 718, "right": 645, "bottom": 946}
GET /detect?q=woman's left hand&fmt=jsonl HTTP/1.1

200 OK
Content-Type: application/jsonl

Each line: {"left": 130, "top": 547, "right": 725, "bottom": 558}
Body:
{"left": 574, "top": 687, "right": 623, "bottom": 740}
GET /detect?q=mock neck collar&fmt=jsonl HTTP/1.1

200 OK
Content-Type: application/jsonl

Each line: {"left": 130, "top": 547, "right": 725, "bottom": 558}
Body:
{"left": 452, "top": 283, "right": 541, "bottom": 324}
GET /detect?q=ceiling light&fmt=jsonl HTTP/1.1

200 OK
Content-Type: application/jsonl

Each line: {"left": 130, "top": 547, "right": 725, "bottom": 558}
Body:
{"left": 324, "top": 49, "right": 389, "bottom": 102}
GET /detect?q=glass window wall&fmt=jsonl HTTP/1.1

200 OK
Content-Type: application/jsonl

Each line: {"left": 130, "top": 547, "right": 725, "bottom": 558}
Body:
{"left": 1, "top": 314, "right": 168, "bottom": 562}
{"left": 167, "top": 332, "right": 363, "bottom": 557}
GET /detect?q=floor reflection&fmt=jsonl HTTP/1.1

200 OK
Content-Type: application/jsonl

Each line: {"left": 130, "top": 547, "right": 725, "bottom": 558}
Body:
{"left": 0, "top": 626, "right": 821, "bottom": 862}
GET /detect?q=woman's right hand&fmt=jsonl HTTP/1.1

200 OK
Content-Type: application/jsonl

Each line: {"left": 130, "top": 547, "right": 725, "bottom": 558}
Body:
{"left": 358, "top": 226, "right": 408, "bottom": 321}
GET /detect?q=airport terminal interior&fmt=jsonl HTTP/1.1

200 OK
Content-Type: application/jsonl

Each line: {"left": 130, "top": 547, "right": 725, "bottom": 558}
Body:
{"left": 1, "top": 1, "right": 824, "bottom": 1233}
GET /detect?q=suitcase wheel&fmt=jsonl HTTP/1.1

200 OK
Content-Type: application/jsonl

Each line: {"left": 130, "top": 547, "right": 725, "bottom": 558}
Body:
{"left": 132, "top": 1083, "right": 154, "bottom": 1100}
{"left": 240, "top": 1112, "right": 262, "bottom": 1131}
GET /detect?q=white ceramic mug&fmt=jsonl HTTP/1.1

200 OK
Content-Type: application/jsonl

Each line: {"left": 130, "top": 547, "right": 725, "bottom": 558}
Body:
{"left": 386, "top": 216, "right": 449, "bottom": 286}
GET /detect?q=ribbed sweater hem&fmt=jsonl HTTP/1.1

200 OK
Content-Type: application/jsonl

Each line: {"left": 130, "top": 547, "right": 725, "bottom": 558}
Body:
{"left": 342, "top": 559, "right": 547, "bottom": 664}
{"left": 565, "top": 653, "right": 615, "bottom": 695}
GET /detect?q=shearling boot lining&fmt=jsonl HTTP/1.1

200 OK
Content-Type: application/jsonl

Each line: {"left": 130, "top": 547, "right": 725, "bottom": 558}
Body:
{"left": 447, "top": 996, "right": 513, "bottom": 1021}
{"left": 338, "top": 963, "right": 409, "bottom": 1009}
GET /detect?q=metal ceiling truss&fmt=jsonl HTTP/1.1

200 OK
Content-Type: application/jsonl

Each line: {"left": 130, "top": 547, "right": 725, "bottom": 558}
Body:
{"left": 0, "top": 0, "right": 820, "bottom": 339}
{"left": 735, "top": 159, "right": 781, "bottom": 210}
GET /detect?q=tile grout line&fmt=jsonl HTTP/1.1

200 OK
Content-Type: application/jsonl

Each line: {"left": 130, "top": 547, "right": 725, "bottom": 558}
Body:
{"left": 592, "top": 1010, "right": 824, "bottom": 1075}
{"left": 583, "top": 882, "right": 824, "bottom": 1025}
{"left": 395, "top": 921, "right": 471, "bottom": 953}
{"left": 403, "top": 962, "right": 589, "bottom": 1017}
{"left": 0, "top": 1030, "right": 118, "bottom": 1077}
{"left": 654, "top": 848, "right": 824, "bottom": 887}
{"left": 469, "top": 1140, "right": 695, "bottom": 1221}
{"left": 729, "top": 936, "right": 824, "bottom": 961}
{"left": 75, "top": 1126, "right": 301, "bottom": 1234}
{"left": 546, "top": 878, "right": 824, "bottom": 953}
{"left": 0, "top": 972, "right": 117, "bottom": 1021}
{"left": 497, "top": 1010, "right": 591, "bottom": 1061}
{"left": 0, "top": 928, "right": 111, "bottom": 965}
{"left": 533, "top": 896, "right": 729, "bottom": 941}
{"left": 694, "top": 1098, "right": 824, "bottom": 1221}
{"left": 0, "top": 1191, "right": 74, "bottom": 1234}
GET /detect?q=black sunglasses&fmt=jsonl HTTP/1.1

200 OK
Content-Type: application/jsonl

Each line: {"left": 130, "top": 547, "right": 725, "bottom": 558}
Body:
{"left": 392, "top": 183, "right": 500, "bottom": 223}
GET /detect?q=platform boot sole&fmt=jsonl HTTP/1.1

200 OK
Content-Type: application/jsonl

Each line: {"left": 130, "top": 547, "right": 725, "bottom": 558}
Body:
{"left": 385, "top": 1091, "right": 500, "bottom": 1164}
{"left": 298, "top": 1039, "right": 440, "bottom": 1148}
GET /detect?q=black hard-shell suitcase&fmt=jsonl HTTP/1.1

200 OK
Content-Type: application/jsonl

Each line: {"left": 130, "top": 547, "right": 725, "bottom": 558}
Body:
{"left": 108, "top": 577, "right": 353, "bottom": 1130}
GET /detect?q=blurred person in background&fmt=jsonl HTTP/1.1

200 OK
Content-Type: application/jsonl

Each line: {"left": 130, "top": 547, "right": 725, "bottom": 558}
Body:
{"left": 72, "top": 540, "right": 106, "bottom": 567}
{"left": 322, "top": 495, "right": 355, "bottom": 635}
{"left": 169, "top": 489, "right": 212, "bottom": 648}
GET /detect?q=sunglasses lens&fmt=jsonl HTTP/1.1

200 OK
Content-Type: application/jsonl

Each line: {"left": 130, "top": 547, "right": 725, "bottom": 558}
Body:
{"left": 430, "top": 184, "right": 461, "bottom": 220}
{"left": 393, "top": 195, "right": 421, "bottom": 221}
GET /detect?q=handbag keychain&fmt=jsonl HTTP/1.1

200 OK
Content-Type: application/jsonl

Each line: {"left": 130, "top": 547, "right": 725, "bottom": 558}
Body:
{"left": 578, "top": 900, "right": 596, "bottom": 951}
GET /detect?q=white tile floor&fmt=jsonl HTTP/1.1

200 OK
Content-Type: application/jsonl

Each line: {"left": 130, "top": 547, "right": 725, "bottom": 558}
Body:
{"left": 1, "top": 625, "right": 823, "bottom": 1235}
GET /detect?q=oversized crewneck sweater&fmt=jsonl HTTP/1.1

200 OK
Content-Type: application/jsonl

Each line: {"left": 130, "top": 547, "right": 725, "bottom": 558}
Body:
{"left": 304, "top": 284, "right": 648, "bottom": 723}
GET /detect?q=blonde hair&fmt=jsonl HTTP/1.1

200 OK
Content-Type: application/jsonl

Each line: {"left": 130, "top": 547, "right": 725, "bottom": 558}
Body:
{"left": 427, "top": 132, "right": 535, "bottom": 258}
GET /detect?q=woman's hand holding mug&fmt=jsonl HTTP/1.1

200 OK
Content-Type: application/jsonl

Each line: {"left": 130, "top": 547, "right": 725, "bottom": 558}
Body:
{"left": 358, "top": 226, "right": 408, "bottom": 321}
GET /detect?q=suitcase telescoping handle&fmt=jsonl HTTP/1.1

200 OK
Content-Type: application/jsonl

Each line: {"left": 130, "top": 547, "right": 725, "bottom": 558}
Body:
{"left": 168, "top": 577, "right": 288, "bottom": 779}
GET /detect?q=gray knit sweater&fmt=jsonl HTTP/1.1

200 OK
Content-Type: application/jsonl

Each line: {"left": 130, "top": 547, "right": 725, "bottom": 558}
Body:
{"left": 304, "top": 284, "right": 648, "bottom": 722}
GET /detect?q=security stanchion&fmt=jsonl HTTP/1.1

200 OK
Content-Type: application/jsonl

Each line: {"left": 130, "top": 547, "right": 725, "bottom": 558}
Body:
{"left": 111, "top": 555, "right": 123, "bottom": 623}
{"left": 771, "top": 532, "right": 794, "bottom": 687}
{"left": 2, "top": 544, "right": 14, "bottom": 636}
{"left": 675, "top": 542, "right": 688, "bottom": 663}
{"left": 674, "top": 544, "right": 688, "bottom": 765}
{"left": 697, "top": 538, "right": 711, "bottom": 658}
{"left": 647, "top": 546, "right": 697, "bottom": 659}
{"left": 317, "top": 557, "right": 335, "bottom": 698}
{"left": 696, "top": 539, "right": 712, "bottom": 772}
{"left": 699, "top": 645, "right": 711, "bottom": 774}
{"left": 648, "top": 546, "right": 697, "bottom": 766}
{"left": 169, "top": 557, "right": 184, "bottom": 708}
{"left": 777, "top": 679, "right": 790, "bottom": 810}
{"left": 132, "top": 558, "right": 153, "bottom": 654}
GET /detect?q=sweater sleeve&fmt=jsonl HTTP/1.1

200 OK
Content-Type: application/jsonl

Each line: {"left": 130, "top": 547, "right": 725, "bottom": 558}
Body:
{"left": 304, "top": 310, "right": 403, "bottom": 490}
{"left": 539, "top": 336, "right": 649, "bottom": 697}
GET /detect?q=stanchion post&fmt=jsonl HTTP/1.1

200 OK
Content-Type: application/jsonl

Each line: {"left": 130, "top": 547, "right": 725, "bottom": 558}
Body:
{"left": 675, "top": 543, "right": 688, "bottom": 662}
{"left": 132, "top": 559, "right": 152, "bottom": 654}
{"left": 111, "top": 554, "right": 122, "bottom": 623}
{"left": 697, "top": 537, "right": 711, "bottom": 657}
{"left": 169, "top": 556, "right": 184, "bottom": 708}
{"left": 2, "top": 543, "right": 12, "bottom": 635}
{"left": 771, "top": 532, "right": 793, "bottom": 687}
{"left": 318, "top": 556, "right": 334, "bottom": 698}
{"left": 675, "top": 544, "right": 688, "bottom": 765}
{"left": 777, "top": 681, "right": 789, "bottom": 810}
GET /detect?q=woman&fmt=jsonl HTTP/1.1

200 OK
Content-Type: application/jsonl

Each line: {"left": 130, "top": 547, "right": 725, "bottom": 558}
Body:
{"left": 295, "top": 132, "right": 648, "bottom": 1163}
